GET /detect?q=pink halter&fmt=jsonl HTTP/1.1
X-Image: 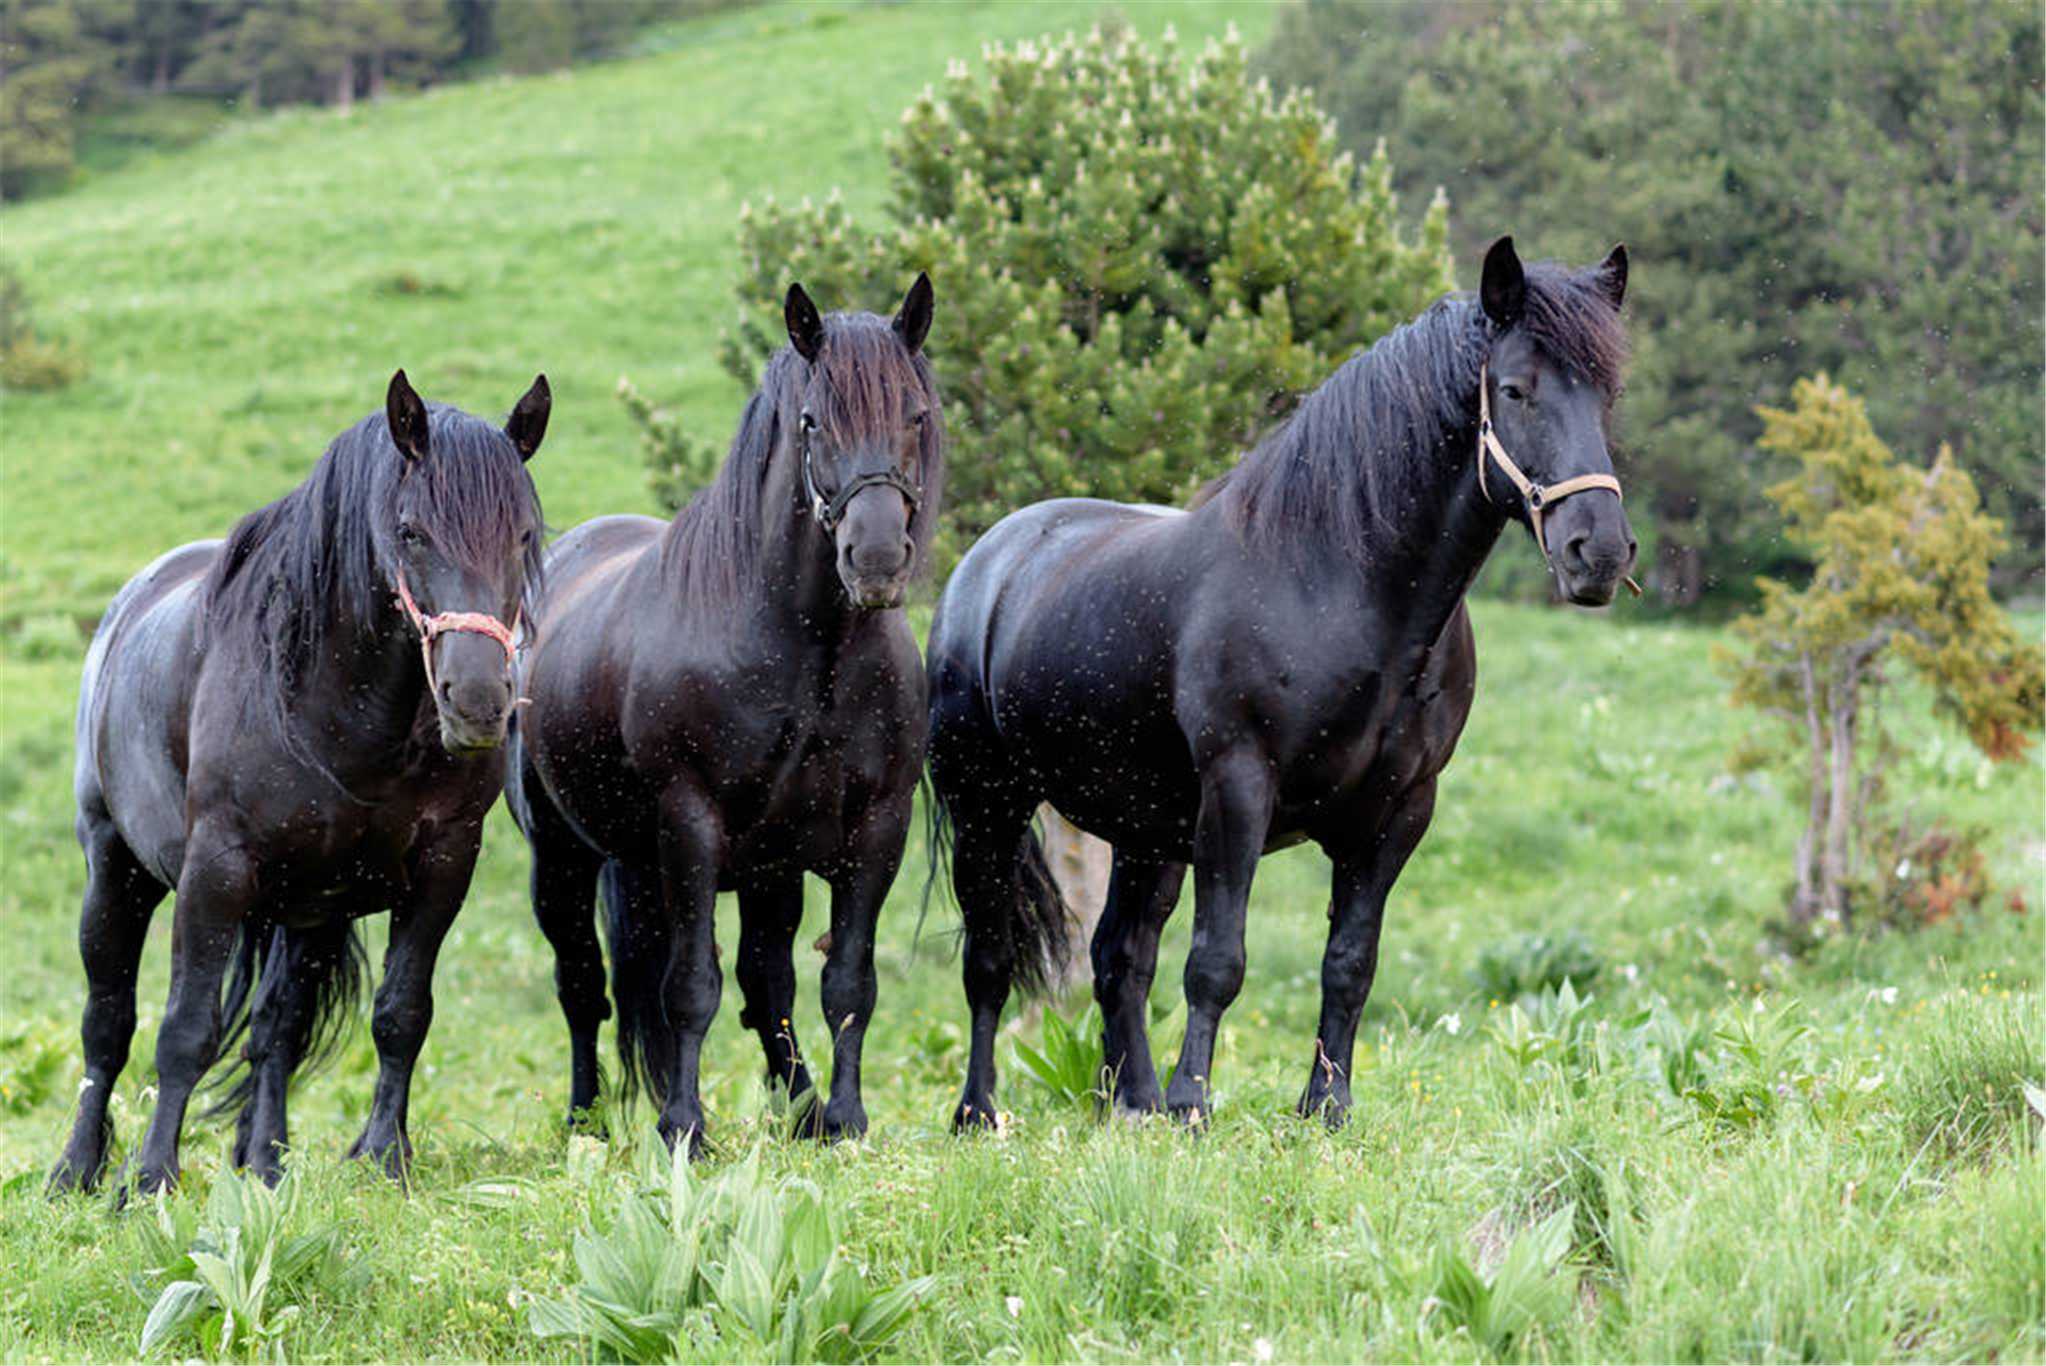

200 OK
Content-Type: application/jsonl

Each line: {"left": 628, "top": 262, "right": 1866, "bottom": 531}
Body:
{"left": 394, "top": 570, "right": 518, "bottom": 695}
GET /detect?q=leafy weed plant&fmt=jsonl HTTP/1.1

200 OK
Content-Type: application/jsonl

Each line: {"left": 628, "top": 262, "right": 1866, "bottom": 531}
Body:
{"left": 526, "top": 1141, "right": 936, "bottom": 1364}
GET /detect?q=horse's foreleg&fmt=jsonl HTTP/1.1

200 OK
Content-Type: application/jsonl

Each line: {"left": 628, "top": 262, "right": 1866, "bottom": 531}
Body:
{"left": 653, "top": 781, "right": 723, "bottom": 1159}
{"left": 50, "top": 818, "right": 167, "bottom": 1195}
{"left": 1164, "top": 749, "right": 1273, "bottom": 1126}
{"left": 1302, "top": 780, "right": 1436, "bottom": 1126}
{"left": 735, "top": 875, "right": 814, "bottom": 1119}
{"left": 346, "top": 831, "right": 482, "bottom": 1182}
{"left": 816, "top": 801, "right": 911, "bottom": 1143}
{"left": 131, "top": 835, "right": 258, "bottom": 1195}
{"left": 1092, "top": 853, "right": 1186, "bottom": 1117}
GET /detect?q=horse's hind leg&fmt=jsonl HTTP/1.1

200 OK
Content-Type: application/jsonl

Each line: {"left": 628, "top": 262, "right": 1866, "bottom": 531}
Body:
{"left": 1092, "top": 853, "right": 1186, "bottom": 1117}
{"left": 518, "top": 763, "right": 609, "bottom": 1124}
{"left": 946, "top": 792, "right": 1037, "bottom": 1132}
{"left": 50, "top": 818, "right": 167, "bottom": 1194}
{"left": 1302, "top": 780, "right": 1436, "bottom": 1126}
{"left": 735, "top": 875, "right": 816, "bottom": 1122}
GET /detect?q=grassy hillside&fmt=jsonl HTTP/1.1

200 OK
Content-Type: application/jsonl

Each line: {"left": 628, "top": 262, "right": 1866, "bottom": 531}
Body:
{"left": 0, "top": 2, "right": 2040, "bottom": 1362}
{"left": 0, "top": 1, "right": 1273, "bottom": 637}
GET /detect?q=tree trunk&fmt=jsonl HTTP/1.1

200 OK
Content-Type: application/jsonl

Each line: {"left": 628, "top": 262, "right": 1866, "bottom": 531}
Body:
{"left": 368, "top": 47, "right": 386, "bottom": 102}
{"left": 1656, "top": 528, "right": 1702, "bottom": 607}
{"left": 333, "top": 57, "right": 354, "bottom": 112}
{"left": 1789, "top": 652, "right": 1829, "bottom": 926}
{"left": 1820, "top": 664, "right": 1861, "bottom": 925}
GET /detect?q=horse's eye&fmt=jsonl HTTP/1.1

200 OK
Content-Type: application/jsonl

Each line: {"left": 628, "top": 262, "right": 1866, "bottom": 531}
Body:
{"left": 397, "top": 522, "right": 423, "bottom": 546}
{"left": 799, "top": 411, "right": 817, "bottom": 433}
{"left": 1500, "top": 383, "right": 1527, "bottom": 402}
{"left": 910, "top": 409, "right": 929, "bottom": 429}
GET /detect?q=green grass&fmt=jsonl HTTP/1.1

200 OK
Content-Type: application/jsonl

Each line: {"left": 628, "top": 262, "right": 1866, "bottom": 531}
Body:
{"left": 2, "top": 2, "right": 2043, "bottom": 1361}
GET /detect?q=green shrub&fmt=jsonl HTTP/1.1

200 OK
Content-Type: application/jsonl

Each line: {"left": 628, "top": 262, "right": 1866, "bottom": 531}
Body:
{"left": 702, "top": 22, "right": 1452, "bottom": 568}
{"left": 0, "top": 269, "right": 87, "bottom": 391}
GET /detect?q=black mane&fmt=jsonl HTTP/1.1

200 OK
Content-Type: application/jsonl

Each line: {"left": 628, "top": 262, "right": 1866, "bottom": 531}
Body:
{"left": 660, "top": 312, "right": 943, "bottom": 616}
{"left": 1203, "top": 259, "right": 1628, "bottom": 565}
{"left": 201, "top": 403, "right": 543, "bottom": 687}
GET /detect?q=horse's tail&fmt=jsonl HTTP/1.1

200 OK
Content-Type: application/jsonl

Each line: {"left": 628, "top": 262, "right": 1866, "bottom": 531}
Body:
{"left": 926, "top": 782, "right": 1070, "bottom": 1001}
{"left": 599, "top": 859, "right": 674, "bottom": 1107}
{"left": 204, "top": 918, "right": 368, "bottom": 1121}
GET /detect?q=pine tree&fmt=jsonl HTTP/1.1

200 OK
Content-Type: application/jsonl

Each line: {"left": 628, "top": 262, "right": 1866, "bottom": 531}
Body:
{"left": 1722, "top": 375, "right": 2043, "bottom": 930}
{"left": 681, "top": 23, "right": 1452, "bottom": 565}
{"left": 1261, "top": 0, "right": 2044, "bottom": 604}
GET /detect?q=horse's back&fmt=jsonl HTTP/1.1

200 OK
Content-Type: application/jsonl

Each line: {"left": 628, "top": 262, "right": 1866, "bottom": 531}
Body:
{"left": 932, "top": 497, "right": 1184, "bottom": 685}
{"left": 536, "top": 515, "right": 665, "bottom": 604}
{"left": 76, "top": 540, "right": 219, "bottom": 884}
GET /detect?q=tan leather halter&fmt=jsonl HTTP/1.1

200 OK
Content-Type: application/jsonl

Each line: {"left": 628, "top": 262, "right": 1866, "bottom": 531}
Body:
{"left": 1477, "top": 361, "right": 1642, "bottom": 596}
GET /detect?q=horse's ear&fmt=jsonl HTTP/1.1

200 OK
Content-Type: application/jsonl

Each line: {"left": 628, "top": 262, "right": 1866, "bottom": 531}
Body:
{"left": 1595, "top": 243, "right": 1628, "bottom": 310}
{"left": 505, "top": 374, "right": 550, "bottom": 462}
{"left": 387, "top": 369, "right": 429, "bottom": 461}
{"left": 893, "top": 271, "right": 934, "bottom": 355}
{"left": 785, "top": 283, "right": 825, "bottom": 363}
{"left": 1480, "top": 236, "right": 1525, "bottom": 328}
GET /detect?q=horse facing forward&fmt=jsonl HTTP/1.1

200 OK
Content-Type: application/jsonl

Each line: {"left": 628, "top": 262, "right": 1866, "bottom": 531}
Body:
{"left": 509, "top": 276, "right": 941, "bottom": 1155}
{"left": 51, "top": 371, "right": 549, "bottom": 1194}
{"left": 927, "top": 238, "right": 1636, "bottom": 1130}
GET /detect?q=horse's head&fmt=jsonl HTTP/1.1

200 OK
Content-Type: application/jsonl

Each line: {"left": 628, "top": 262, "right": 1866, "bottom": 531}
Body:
{"left": 384, "top": 369, "right": 549, "bottom": 753}
{"left": 783, "top": 274, "right": 940, "bottom": 610}
{"left": 1478, "top": 237, "right": 1639, "bottom": 606}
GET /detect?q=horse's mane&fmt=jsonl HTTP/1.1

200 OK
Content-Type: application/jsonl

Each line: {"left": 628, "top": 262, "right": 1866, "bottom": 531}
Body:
{"left": 201, "top": 404, "right": 543, "bottom": 691}
{"left": 660, "top": 312, "right": 944, "bottom": 615}
{"left": 1200, "top": 260, "right": 1627, "bottom": 565}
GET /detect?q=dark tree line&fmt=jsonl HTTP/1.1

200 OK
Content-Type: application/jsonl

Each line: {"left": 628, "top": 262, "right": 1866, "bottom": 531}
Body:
{"left": 1259, "top": 0, "right": 2043, "bottom": 604}
{"left": 0, "top": 0, "right": 724, "bottom": 198}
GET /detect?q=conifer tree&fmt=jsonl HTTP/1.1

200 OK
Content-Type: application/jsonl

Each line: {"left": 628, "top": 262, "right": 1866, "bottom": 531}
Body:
{"left": 1723, "top": 375, "right": 2042, "bottom": 929}
{"left": 689, "top": 24, "right": 1453, "bottom": 566}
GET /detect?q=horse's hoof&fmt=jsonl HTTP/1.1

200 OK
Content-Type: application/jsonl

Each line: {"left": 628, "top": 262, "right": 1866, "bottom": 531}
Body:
{"left": 47, "top": 1156, "right": 101, "bottom": 1198}
{"left": 658, "top": 1117, "right": 707, "bottom": 1161}
{"left": 818, "top": 1102, "right": 867, "bottom": 1143}
{"left": 951, "top": 1099, "right": 1001, "bottom": 1134}
{"left": 1296, "top": 1093, "right": 1351, "bottom": 1130}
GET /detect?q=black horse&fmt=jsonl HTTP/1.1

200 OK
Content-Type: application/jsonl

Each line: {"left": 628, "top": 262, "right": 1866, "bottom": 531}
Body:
{"left": 50, "top": 371, "right": 549, "bottom": 1195}
{"left": 927, "top": 238, "right": 1636, "bottom": 1130}
{"left": 508, "top": 276, "right": 940, "bottom": 1154}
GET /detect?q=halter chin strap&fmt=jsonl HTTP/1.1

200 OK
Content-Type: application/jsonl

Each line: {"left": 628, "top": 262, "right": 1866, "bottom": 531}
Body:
{"left": 1477, "top": 361, "right": 1642, "bottom": 597}
{"left": 801, "top": 432, "right": 922, "bottom": 533}
{"left": 394, "top": 569, "right": 519, "bottom": 696}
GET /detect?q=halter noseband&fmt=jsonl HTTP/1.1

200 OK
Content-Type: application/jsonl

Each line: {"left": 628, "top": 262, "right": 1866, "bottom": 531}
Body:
{"left": 1477, "top": 361, "right": 1642, "bottom": 597}
{"left": 800, "top": 429, "right": 922, "bottom": 533}
{"left": 394, "top": 569, "right": 519, "bottom": 695}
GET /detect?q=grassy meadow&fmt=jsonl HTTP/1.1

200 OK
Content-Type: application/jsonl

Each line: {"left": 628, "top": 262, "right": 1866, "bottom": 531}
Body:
{"left": 1, "top": 2, "right": 2042, "bottom": 1362}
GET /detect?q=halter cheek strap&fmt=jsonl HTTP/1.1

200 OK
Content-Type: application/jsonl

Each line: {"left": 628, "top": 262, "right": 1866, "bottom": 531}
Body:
{"left": 1477, "top": 361, "right": 1642, "bottom": 597}
{"left": 801, "top": 432, "right": 922, "bottom": 533}
{"left": 394, "top": 570, "right": 519, "bottom": 696}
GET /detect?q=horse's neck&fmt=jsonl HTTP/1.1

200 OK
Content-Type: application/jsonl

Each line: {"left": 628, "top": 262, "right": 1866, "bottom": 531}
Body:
{"left": 289, "top": 603, "right": 431, "bottom": 761}
{"left": 1344, "top": 417, "right": 1504, "bottom": 656}
{"left": 743, "top": 484, "right": 862, "bottom": 645}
